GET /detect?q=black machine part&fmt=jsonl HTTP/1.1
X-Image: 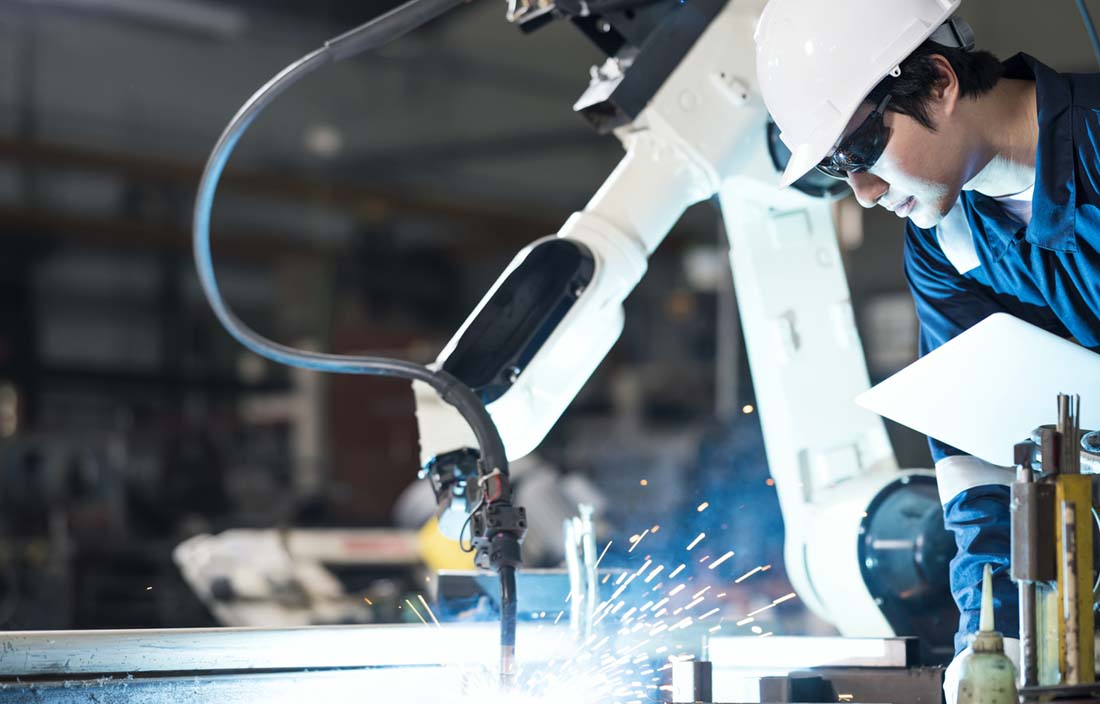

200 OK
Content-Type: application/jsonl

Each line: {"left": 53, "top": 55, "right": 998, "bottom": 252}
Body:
{"left": 858, "top": 475, "right": 957, "bottom": 665}
{"left": 440, "top": 237, "right": 595, "bottom": 405}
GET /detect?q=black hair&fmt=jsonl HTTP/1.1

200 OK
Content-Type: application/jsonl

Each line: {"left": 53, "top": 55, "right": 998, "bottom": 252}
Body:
{"left": 866, "top": 41, "right": 1004, "bottom": 131}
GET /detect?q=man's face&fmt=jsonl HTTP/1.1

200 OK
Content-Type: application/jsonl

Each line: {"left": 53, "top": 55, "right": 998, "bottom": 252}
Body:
{"left": 842, "top": 101, "right": 968, "bottom": 229}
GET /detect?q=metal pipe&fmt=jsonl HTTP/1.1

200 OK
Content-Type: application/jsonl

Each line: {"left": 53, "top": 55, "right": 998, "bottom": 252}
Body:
{"left": 1015, "top": 452, "right": 1038, "bottom": 688}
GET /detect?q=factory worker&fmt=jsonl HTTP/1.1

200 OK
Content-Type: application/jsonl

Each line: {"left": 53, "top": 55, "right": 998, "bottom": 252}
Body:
{"left": 757, "top": 0, "right": 1100, "bottom": 699}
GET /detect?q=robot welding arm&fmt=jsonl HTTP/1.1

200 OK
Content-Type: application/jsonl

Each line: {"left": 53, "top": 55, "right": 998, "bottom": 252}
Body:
{"left": 418, "top": 0, "right": 958, "bottom": 654}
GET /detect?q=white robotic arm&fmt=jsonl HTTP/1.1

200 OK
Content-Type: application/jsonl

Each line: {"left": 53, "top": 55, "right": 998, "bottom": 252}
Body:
{"left": 416, "top": 0, "right": 956, "bottom": 655}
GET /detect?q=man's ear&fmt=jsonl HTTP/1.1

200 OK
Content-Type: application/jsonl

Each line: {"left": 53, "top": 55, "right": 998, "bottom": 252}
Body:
{"left": 928, "top": 53, "right": 961, "bottom": 116}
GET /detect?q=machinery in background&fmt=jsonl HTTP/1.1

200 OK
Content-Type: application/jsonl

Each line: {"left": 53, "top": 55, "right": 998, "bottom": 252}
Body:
{"left": 414, "top": 0, "right": 956, "bottom": 660}
{"left": 1011, "top": 393, "right": 1100, "bottom": 701}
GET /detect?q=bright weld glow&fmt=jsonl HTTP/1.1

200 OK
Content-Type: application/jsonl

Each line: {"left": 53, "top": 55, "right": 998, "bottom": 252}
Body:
{"left": 708, "top": 550, "right": 735, "bottom": 570}
{"left": 773, "top": 592, "right": 797, "bottom": 605}
{"left": 699, "top": 607, "right": 720, "bottom": 620}
{"left": 669, "top": 584, "right": 686, "bottom": 597}
{"left": 668, "top": 563, "right": 686, "bottom": 579}
{"left": 736, "top": 616, "right": 755, "bottom": 626}
{"left": 734, "top": 565, "right": 763, "bottom": 583}
{"left": 417, "top": 594, "right": 441, "bottom": 627}
{"left": 686, "top": 533, "right": 706, "bottom": 551}
{"left": 644, "top": 565, "right": 665, "bottom": 583}
{"left": 404, "top": 598, "right": 428, "bottom": 625}
{"left": 697, "top": 501, "right": 710, "bottom": 512}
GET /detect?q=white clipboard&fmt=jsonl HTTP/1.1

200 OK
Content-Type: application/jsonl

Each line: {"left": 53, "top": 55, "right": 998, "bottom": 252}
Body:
{"left": 856, "top": 313, "right": 1100, "bottom": 466}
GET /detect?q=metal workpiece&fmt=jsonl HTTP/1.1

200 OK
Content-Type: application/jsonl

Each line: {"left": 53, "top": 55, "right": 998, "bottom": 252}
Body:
{"left": 0, "top": 624, "right": 579, "bottom": 703}
{"left": 671, "top": 660, "right": 712, "bottom": 704}
{"left": 671, "top": 642, "right": 942, "bottom": 704}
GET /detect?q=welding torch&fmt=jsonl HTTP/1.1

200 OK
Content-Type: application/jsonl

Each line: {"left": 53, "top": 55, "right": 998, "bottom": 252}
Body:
{"left": 190, "top": 0, "right": 527, "bottom": 686}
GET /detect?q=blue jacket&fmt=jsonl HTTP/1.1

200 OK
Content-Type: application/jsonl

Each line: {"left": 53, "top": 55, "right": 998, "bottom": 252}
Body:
{"left": 904, "top": 53, "right": 1100, "bottom": 654}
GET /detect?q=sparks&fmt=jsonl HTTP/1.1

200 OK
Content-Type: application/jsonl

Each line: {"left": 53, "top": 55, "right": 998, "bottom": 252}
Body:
{"left": 668, "top": 584, "right": 686, "bottom": 597}
{"left": 745, "top": 602, "right": 777, "bottom": 618}
{"left": 686, "top": 533, "right": 706, "bottom": 551}
{"left": 696, "top": 501, "right": 710, "bottom": 512}
{"left": 736, "top": 616, "right": 754, "bottom": 626}
{"left": 628, "top": 529, "right": 650, "bottom": 553}
{"left": 708, "top": 550, "right": 735, "bottom": 570}
{"left": 772, "top": 592, "right": 797, "bottom": 605}
{"left": 644, "top": 564, "right": 665, "bottom": 583}
{"left": 404, "top": 598, "right": 428, "bottom": 625}
{"left": 734, "top": 565, "right": 764, "bottom": 583}
{"left": 417, "top": 594, "right": 441, "bottom": 627}
{"left": 699, "top": 607, "right": 720, "bottom": 620}
{"left": 668, "top": 563, "right": 686, "bottom": 579}
{"left": 594, "top": 540, "right": 613, "bottom": 568}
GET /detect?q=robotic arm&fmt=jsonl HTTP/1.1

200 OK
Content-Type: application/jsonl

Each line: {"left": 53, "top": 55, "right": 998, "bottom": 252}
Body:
{"left": 419, "top": 0, "right": 957, "bottom": 657}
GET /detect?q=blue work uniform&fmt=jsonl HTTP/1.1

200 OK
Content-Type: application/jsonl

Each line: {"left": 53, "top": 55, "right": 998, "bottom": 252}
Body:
{"left": 903, "top": 53, "right": 1100, "bottom": 655}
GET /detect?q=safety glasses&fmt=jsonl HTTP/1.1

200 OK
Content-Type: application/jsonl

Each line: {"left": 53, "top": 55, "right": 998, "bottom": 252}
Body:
{"left": 816, "top": 94, "right": 893, "bottom": 180}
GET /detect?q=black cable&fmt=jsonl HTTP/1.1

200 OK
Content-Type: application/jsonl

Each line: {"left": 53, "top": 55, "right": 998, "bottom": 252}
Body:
{"left": 1077, "top": 0, "right": 1100, "bottom": 70}
{"left": 191, "top": 0, "right": 509, "bottom": 480}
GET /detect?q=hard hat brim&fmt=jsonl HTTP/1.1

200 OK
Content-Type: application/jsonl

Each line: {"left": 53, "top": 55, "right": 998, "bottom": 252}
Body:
{"left": 779, "top": 141, "right": 833, "bottom": 188}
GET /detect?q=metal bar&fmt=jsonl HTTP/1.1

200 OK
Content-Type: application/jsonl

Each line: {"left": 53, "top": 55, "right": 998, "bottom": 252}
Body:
{"left": 704, "top": 636, "right": 913, "bottom": 669}
{"left": 1014, "top": 445, "right": 1039, "bottom": 688}
{"left": 0, "top": 624, "right": 574, "bottom": 677}
{"left": 1062, "top": 501, "right": 1080, "bottom": 685}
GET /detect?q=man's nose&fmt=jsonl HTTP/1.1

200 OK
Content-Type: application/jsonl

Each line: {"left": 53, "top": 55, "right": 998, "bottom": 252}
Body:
{"left": 848, "top": 172, "right": 889, "bottom": 209}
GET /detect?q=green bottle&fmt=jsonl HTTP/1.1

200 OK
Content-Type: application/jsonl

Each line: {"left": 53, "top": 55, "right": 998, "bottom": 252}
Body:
{"left": 956, "top": 564, "right": 1019, "bottom": 704}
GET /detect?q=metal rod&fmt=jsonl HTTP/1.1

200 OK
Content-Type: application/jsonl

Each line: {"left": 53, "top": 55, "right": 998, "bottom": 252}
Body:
{"left": 1062, "top": 501, "right": 1081, "bottom": 685}
{"left": 1016, "top": 455, "right": 1038, "bottom": 688}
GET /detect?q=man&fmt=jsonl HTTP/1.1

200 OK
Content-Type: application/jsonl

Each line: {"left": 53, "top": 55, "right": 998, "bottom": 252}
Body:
{"left": 755, "top": 0, "right": 1100, "bottom": 696}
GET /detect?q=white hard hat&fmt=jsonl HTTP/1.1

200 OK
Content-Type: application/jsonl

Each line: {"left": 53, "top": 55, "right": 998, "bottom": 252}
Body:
{"left": 755, "top": 0, "right": 963, "bottom": 187}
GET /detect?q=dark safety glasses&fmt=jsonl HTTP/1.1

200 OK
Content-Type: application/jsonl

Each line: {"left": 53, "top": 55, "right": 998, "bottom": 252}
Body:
{"left": 816, "top": 94, "right": 893, "bottom": 180}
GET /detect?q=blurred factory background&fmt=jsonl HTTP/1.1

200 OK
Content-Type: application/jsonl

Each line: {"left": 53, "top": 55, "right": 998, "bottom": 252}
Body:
{"left": 0, "top": 0, "right": 1093, "bottom": 635}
